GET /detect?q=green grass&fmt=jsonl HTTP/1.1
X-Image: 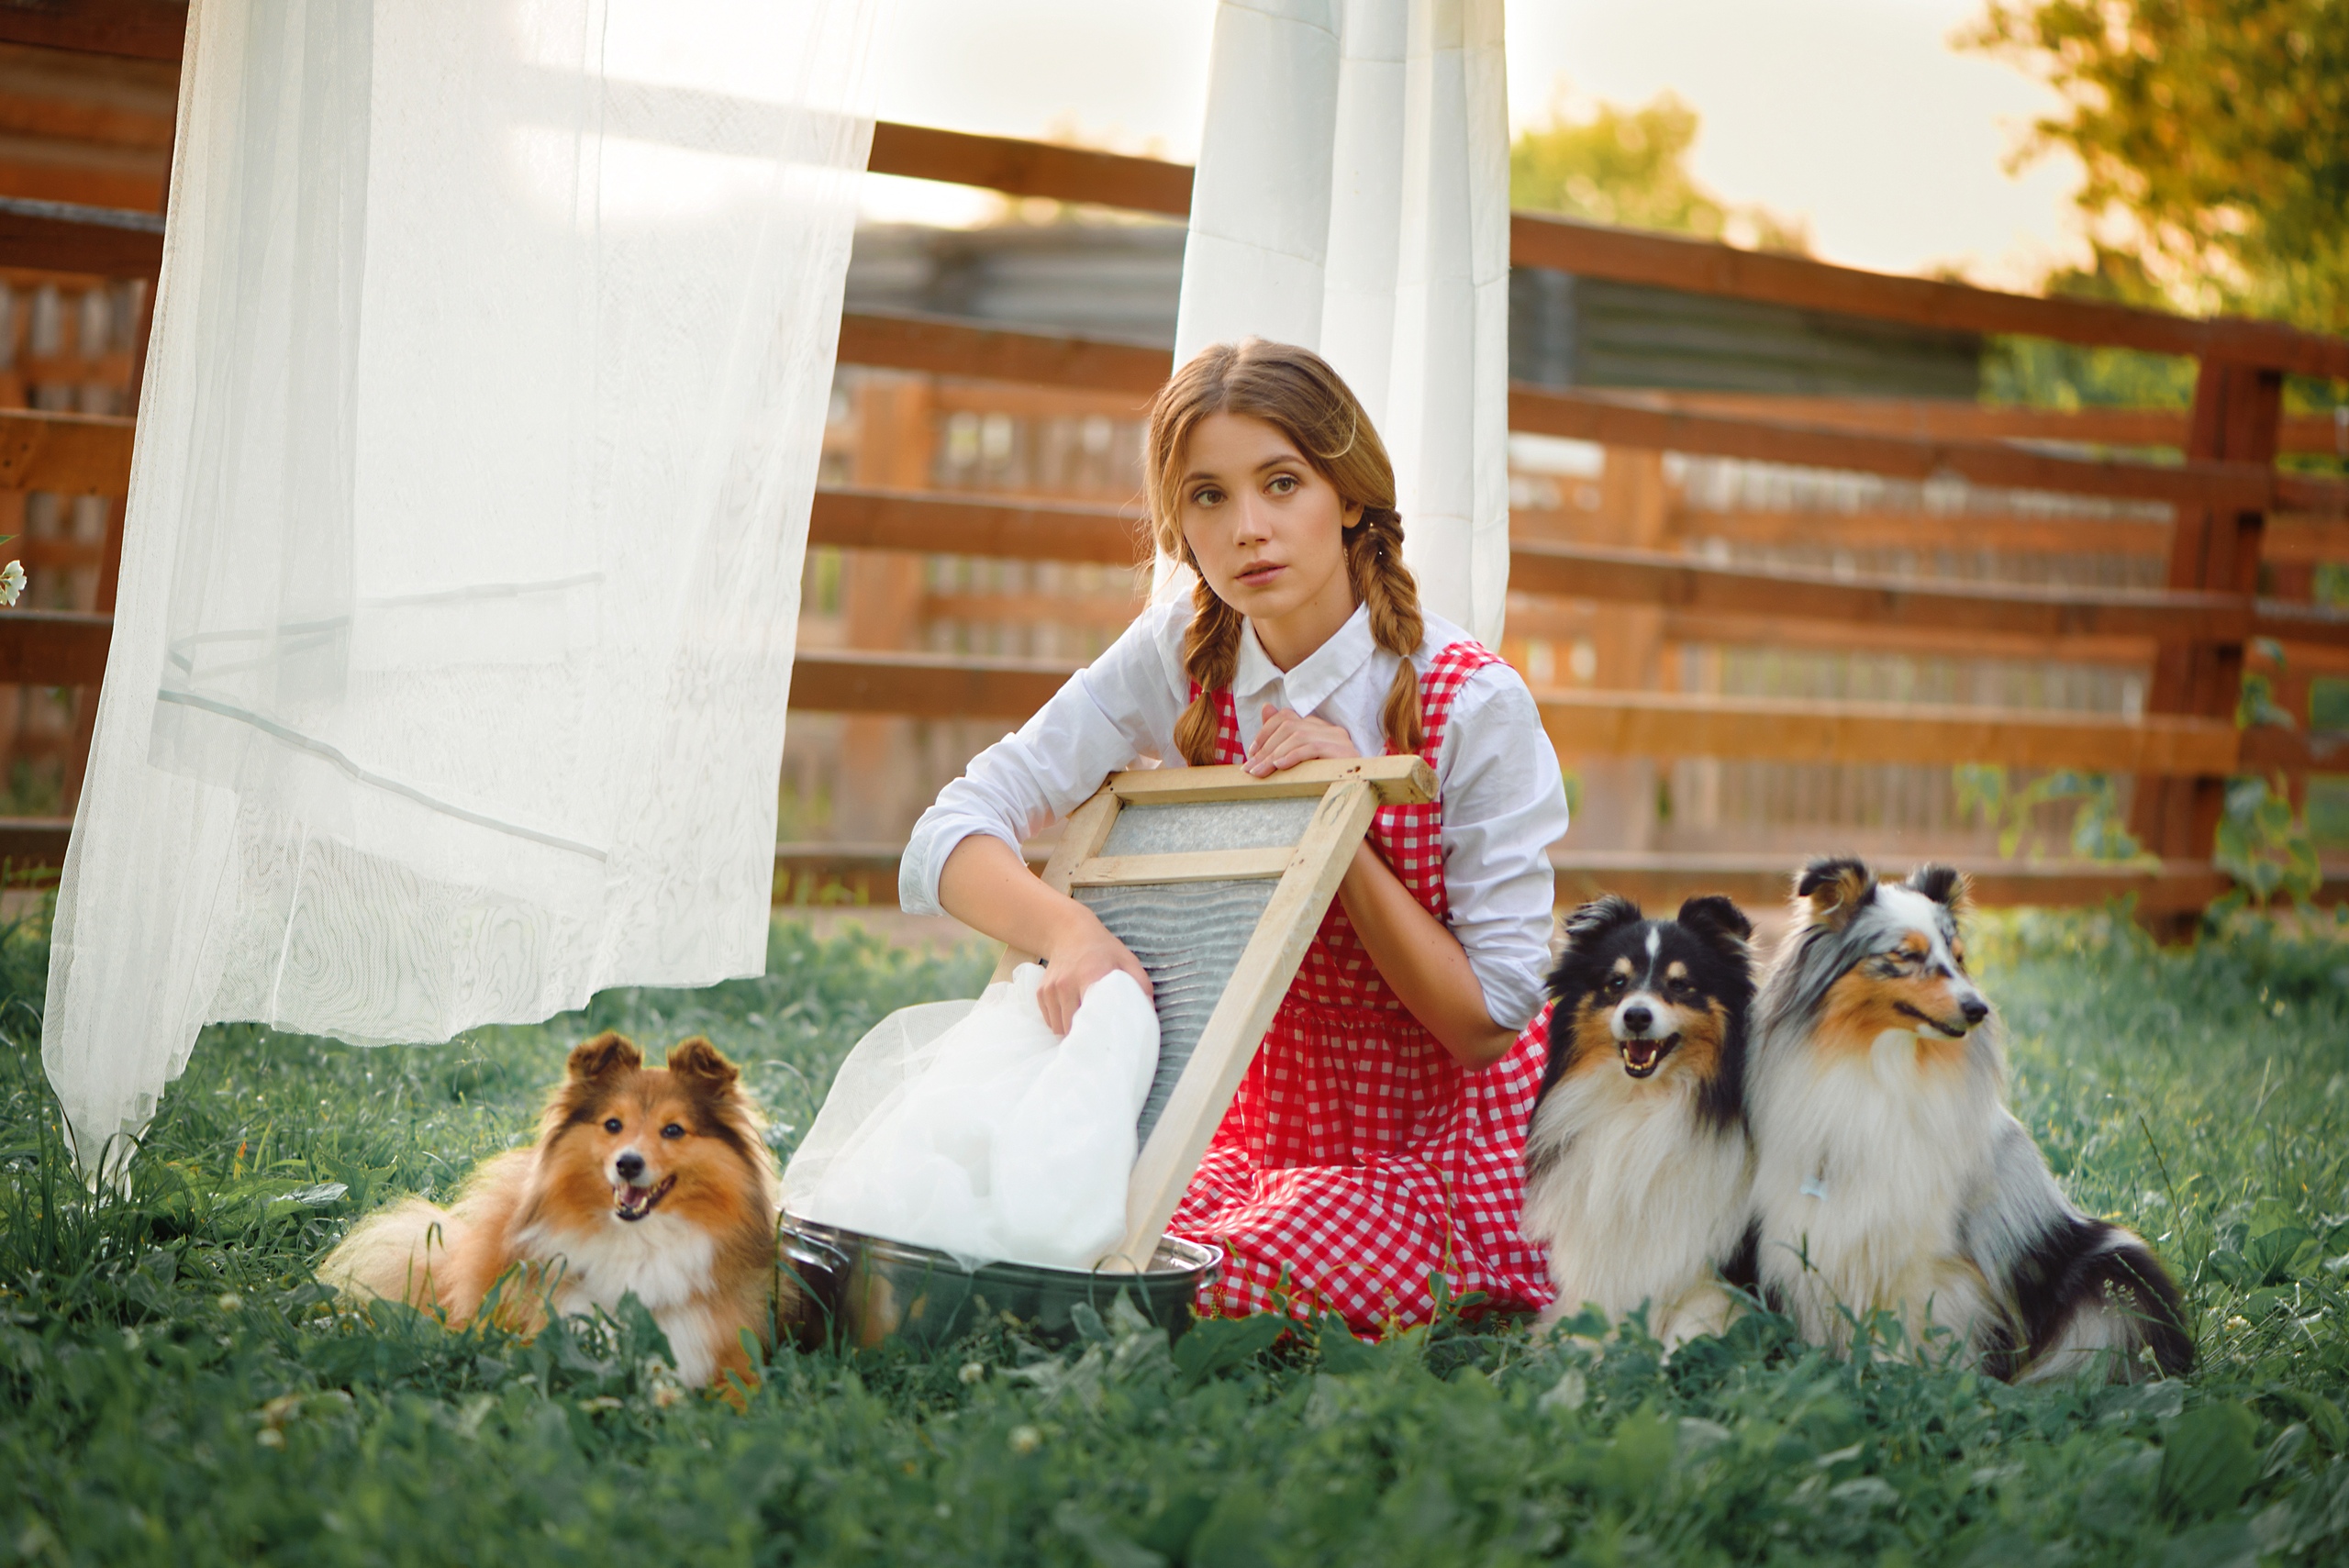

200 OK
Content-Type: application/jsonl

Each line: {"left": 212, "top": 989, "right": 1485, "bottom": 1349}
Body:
{"left": 4, "top": 906, "right": 2349, "bottom": 1565}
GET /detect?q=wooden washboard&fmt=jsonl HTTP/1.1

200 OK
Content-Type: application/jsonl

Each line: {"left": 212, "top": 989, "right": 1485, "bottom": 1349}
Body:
{"left": 989, "top": 754, "right": 1435, "bottom": 1270}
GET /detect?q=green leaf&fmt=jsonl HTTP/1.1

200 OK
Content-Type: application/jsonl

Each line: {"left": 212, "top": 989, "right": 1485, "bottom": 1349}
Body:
{"left": 1170, "top": 1312, "right": 1286, "bottom": 1388}
{"left": 1312, "top": 1317, "right": 1381, "bottom": 1375}
{"left": 2160, "top": 1401, "right": 2261, "bottom": 1519}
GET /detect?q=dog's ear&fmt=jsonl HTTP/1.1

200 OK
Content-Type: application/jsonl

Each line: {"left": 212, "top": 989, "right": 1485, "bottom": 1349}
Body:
{"left": 665, "top": 1036, "right": 740, "bottom": 1093}
{"left": 567, "top": 1031, "right": 641, "bottom": 1083}
{"left": 1561, "top": 894, "right": 1644, "bottom": 951}
{"left": 1793, "top": 856, "right": 1876, "bottom": 930}
{"left": 1675, "top": 895, "right": 1754, "bottom": 956}
{"left": 1905, "top": 863, "right": 1971, "bottom": 918}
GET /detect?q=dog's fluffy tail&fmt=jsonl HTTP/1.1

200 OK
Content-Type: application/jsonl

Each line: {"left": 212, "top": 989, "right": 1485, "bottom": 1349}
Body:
{"left": 1976, "top": 1117, "right": 2192, "bottom": 1383}
{"left": 2008, "top": 1222, "right": 2193, "bottom": 1384}
{"left": 317, "top": 1197, "right": 467, "bottom": 1310}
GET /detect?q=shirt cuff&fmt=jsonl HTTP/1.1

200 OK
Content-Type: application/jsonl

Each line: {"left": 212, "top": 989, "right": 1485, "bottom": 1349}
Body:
{"left": 1469, "top": 954, "right": 1547, "bottom": 1035}
{"left": 897, "top": 817, "right": 1025, "bottom": 917}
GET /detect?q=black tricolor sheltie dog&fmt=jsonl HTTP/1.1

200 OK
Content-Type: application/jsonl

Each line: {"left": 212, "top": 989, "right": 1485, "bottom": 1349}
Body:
{"left": 1525, "top": 894, "right": 1758, "bottom": 1345}
{"left": 1746, "top": 856, "right": 2192, "bottom": 1381}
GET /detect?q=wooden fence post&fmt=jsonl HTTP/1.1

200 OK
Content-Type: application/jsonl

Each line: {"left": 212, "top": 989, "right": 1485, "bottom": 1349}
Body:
{"left": 2132, "top": 358, "right": 2284, "bottom": 927}
{"left": 1568, "top": 447, "right": 1671, "bottom": 851}
{"left": 835, "top": 375, "right": 935, "bottom": 842}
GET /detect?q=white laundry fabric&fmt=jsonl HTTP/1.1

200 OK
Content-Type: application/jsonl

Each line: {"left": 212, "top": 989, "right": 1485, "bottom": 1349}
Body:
{"left": 898, "top": 599, "right": 1568, "bottom": 1033}
{"left": 44, "top": 0, "right": 886, "bottom": 1173}
{"left": 1168, "top": 0, "right": 1512, "bottom": 646}
{"left": 785, "top": 967, "right": 1162, "bottom": 1271}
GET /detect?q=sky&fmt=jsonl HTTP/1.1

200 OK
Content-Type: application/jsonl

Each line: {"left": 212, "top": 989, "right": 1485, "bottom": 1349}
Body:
{"left": 861, "top": 0, "right": 2089, "bottom": 290}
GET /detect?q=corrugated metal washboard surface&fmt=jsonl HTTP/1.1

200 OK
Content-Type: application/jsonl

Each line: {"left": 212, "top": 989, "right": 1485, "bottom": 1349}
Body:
{"left": 1074, "top": 795, "right": 1319, "bottom": 1146}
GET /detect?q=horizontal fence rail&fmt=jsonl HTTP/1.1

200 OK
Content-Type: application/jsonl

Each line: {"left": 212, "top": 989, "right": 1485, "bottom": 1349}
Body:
{"left": 1624, "top": 393, "right": 2349, "bottom": 460}
{"left": 837, "top": 311, "right": 1168, "bottom": 397}
{"left": 767, "top": 841, "right": 2336, "bottom": 917}
{"left": 0, "top": 196, "right": 164, "bottom": 276}
{"left": 1506, "top": 214, "right": 2349, "bottom": 381}
{"left": 782, "top": 649, "right": 2244, "bottom": 775}
{"left": 858, "top": 115, "right": 2349, "bottom": 379}
{"left": 0, "top": 409, "right": 137, "bottom": 494}
{"left": 0, "top": 1, "right": 186, "bottom": 60}
{"left": 808, "top": 486, "right": 1144, "bottom": 565}
{"left": 1508, "top": 385, "right": 2334, "bottom": 512}
{"left": 1532, "top": 689, "right": 2236, "bottom": 773}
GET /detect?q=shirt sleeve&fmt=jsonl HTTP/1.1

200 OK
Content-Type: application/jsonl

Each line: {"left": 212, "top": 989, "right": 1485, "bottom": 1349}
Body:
{"left": 1434, "top": 664, "right": 1570, "bottom": 1031}
{"left": 898, "top": 602, "right": 1189, "bottom": 916}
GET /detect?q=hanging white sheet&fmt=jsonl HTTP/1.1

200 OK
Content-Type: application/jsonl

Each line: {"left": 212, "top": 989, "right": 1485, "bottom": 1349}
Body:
{"left": 44, "top": 0, "right": 887, "bottom": 1172}
{"left": 1170, "top": 0, "right": 1511, "bottom": 646}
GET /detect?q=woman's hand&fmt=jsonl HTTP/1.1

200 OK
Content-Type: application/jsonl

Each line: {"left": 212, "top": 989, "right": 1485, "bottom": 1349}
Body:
{"left": 1245, "top": 704, "right": 1359, "bottom": 776}
{"left": 1036, "top": 908, "right": 1153, "bottom": 1036}
{"left": 937, "top": 834, "right": 1153, "bottom": 1037}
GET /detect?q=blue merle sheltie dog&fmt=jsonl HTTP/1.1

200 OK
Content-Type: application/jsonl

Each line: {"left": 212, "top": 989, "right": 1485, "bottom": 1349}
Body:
{"left": 1747, "top": 856, "right": 2191, "bottom": 1381}
{"left": 1524, "top": 894, "right": 1759, "bottom": 1345}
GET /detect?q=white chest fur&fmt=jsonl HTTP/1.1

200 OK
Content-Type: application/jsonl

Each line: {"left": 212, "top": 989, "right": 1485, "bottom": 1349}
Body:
{"left": 1750, "top": 1029, "right": 1998, "bottom": 1351}
{"left": 516, "top": 1213, "right": 723, "bottom": 1385}
{"left": 1523, "top": 1066, "right": 1749, "bottom": 1341}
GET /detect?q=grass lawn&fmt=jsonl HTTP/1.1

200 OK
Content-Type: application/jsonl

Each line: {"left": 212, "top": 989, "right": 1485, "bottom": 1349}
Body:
{"left": 3, "top": 906, "right": 2348, "bottom": 1565}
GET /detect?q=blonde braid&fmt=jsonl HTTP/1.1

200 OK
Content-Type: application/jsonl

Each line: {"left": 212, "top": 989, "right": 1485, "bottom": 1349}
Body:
{"left": 1347, "top": 507, "right": 1424, "bottom": 755}
{"left": 1173, "top": 571, "right": 1243, "bottom": 764}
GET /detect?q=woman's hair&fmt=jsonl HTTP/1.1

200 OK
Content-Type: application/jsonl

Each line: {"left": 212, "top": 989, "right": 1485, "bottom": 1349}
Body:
{"left": 1144, "top": 339, "right": 1425, "bottom": 766}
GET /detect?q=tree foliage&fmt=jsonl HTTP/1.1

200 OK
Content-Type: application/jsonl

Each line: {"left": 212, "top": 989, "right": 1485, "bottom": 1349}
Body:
{"left": 1965, "top": 0, "right": 2349, "bottom": 332}
{"left": 1509, "top": 91, "right": 1809, "bottom": 253}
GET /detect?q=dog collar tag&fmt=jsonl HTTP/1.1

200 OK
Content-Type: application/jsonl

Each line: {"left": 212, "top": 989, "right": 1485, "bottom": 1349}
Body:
{"left": 1799, "top": 1173, "right": 1828, "bottom": 1203}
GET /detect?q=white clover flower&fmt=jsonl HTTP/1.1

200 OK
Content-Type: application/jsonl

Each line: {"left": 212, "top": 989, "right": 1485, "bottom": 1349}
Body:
{"left": 0, "top": 560, "right": 24, "bottom": 606}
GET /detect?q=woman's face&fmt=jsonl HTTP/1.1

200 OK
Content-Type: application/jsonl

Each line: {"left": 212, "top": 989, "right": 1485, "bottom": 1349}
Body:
{"left": 1176, "top": 411, "right": 1362, "bottom": 669}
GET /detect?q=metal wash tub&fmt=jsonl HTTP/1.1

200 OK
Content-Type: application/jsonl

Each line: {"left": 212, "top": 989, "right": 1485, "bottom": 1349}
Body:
{"left": 777, "top": 1210, "right": 1221, "bottom": 1352}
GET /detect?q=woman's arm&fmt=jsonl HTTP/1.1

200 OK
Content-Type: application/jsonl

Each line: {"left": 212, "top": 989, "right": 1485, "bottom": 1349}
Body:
{"left": 904, "top": 608, "right": 1189, "bottom": 1034}
{"left": 936, "top": 834, "right": 1152, "bottom": 1036}
{"left": 1249, "top": 705, "right": 1519, "bottom": 1068}
{"left": 1335, "top": 841, "right": 1519, "bottom": 1068}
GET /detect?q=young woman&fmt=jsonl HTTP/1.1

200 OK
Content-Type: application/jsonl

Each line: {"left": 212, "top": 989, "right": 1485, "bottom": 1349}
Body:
{"left": 897, "top": 339, "right": 1568, "bottom": 1334}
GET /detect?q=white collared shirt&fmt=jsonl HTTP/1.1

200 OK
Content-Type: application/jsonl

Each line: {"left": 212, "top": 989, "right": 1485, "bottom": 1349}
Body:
{"left": 898, "top": 600, "right": 1570, "bottom": 1031}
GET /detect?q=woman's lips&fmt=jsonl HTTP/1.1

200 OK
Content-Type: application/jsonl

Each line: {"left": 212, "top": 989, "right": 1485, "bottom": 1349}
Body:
{"left": 1235, "top": 562, "right": 1286, "bottom": 586}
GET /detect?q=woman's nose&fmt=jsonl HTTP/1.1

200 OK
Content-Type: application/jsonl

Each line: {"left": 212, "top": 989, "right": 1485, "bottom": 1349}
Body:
{"left": 1227, "top": 493, "right": 1271, "bottom": 544}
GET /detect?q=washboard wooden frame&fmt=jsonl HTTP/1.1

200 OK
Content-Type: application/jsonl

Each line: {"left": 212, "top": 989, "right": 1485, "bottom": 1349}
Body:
{"left": 989, "top": 754, "right": 1435, "bottom": 1269}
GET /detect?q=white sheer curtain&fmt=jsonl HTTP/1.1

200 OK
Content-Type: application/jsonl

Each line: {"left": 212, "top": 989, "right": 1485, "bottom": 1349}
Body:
{"left": 1171, "top": 0, "right": 1511, "bottom": 645}
{"left": 45, "top": 0, "right": 886, "bottom": 1173}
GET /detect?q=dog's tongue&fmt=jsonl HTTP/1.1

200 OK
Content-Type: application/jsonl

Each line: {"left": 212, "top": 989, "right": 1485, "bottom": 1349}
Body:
{"left": 618, "top": 1184, "right": 651, "bottom": 1211}
{"left": 1625, "top": 1040, "right": 1661, "bottom": 1068}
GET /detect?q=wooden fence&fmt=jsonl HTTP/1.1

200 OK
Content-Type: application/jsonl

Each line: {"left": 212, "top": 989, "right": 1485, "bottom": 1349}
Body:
{"left": 6, "top": 2, "right": 2347, "bottom": 918}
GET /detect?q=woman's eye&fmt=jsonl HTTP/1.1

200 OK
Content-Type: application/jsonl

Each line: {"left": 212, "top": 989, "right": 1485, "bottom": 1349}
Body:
{"left": 662, "top": 1123, "right": 685, "bottom": 1140}
{"left": 1192, "top": 485, "right": 1223, "bottom": 506}
{"left": 1267, "top": 474, "right": 1297, "bottom": 495}
{"left": 603, "top": 1117, "right": 623, "bottom": 1133}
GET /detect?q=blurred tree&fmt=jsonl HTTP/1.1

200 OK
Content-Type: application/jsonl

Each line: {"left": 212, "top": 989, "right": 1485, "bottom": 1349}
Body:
{"left": 1509, "top": 91, "right": 1809, "bottom": 253}
{"left": 1965, "top": 0, "right": 2349, "bottom": 334}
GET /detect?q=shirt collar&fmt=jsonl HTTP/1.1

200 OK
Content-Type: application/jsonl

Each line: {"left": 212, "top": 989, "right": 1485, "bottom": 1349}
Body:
{"left": 1232, "top": 603, "right": 1380, "bottom": 717}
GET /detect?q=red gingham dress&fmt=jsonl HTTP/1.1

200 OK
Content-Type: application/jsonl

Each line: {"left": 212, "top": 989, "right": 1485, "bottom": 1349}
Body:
{"left": 1164, "top": 639, "right": 1557, "bottom": 1337}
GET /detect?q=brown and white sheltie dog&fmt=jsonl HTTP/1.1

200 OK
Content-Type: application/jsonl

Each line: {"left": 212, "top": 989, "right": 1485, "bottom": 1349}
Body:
{"left": 320, "top": 1032, "right": 784, "bottom": 1390}
{"left": 1524, "top": 894, "right": 1759, "bottom": 1347}
{"left": 1747, "top": 857, "right": 2191, "bottom": 1382}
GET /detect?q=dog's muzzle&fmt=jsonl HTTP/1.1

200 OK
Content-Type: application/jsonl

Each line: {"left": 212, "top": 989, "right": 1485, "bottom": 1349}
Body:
{"left": 613, "top": 1172, "right": 675, "bottom": 1221}
{"left": 1617, "top": 1034, "right": 1680, "bottom": 1079}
